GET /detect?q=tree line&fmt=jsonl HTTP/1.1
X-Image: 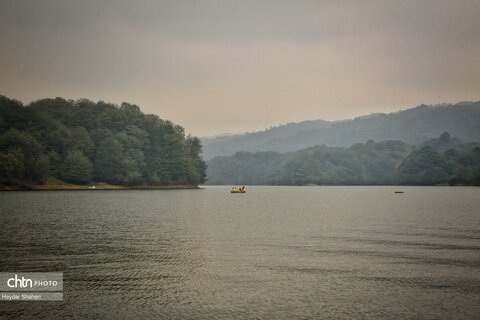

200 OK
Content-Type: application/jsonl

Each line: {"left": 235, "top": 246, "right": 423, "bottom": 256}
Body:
{"left": 206, "top": 132, "right": 480, "bottom": 186}
{"left": 0, "top": 95, "right": 206, "bottom": 186}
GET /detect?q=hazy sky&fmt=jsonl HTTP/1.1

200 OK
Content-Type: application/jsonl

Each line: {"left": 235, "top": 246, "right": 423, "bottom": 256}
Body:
{"left": 1, "top": 1, "right": 479, "bottom": 136}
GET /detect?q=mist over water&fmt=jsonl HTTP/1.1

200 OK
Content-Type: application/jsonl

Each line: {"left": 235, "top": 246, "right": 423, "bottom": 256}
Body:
{"left": 1, "top": 186, "right": 479, "bottom": 319}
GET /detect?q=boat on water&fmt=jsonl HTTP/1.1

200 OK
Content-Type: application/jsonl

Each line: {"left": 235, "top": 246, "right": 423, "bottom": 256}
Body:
{"left": 231, "top": 186, "right": 246, "bottom": 193}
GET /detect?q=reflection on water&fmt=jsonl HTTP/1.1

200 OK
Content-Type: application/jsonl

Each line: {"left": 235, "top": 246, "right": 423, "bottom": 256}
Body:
{"left": 0, "top": 186, "right": 479, "bottom": 319}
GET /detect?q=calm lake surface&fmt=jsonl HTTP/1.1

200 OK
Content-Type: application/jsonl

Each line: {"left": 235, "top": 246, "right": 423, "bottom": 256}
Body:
{"left": 1, "top": 186, "right": 479, "bottom": 319}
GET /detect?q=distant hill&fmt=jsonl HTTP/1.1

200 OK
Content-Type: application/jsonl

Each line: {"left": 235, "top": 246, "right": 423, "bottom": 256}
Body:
{"left": 206, "top": 133, "right": 480, "bottom": 186}
{"left": 202, "top": 102, "right": 480, "bottom": 160}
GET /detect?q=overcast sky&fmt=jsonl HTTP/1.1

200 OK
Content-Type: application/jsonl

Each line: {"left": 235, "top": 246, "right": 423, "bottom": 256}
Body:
{"left": 1, "top": 1, "right": 479, "bottom": 136}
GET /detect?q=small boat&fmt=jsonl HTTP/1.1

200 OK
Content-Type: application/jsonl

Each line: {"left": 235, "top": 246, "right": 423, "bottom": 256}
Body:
{"left": 231, "top": 186, "right": 246, "bottom": 193}
{"left": 394, "top": 191, "right": 404, "bottom": 193}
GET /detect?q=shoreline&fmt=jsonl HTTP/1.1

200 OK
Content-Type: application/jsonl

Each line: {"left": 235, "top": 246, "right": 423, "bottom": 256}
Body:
{"left": 0, "top": 183, "right": 200, "bottom": 191}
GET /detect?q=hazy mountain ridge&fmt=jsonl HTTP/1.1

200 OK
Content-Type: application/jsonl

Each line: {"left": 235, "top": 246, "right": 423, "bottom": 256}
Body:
{"left": 206, "top": 132, "right": 480, "bottom": 186}
{"left": 202, "top": 102, "right": 480, "bottom": 160}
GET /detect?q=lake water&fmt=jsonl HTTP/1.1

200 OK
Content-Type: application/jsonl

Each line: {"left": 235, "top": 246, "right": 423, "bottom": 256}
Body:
{"left": 1, "top": 186, "right": 479, "bottom": 319}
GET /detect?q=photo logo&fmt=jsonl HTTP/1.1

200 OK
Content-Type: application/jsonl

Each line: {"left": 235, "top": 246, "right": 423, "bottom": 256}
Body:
{"left": 7, "top": 274, "right": 32, "bottom": 288}
{"left": 6, "top": 274, "right": 58, "bottom": 289}
{"left": 1, "top": 272, "right": 63, "bottom": 301}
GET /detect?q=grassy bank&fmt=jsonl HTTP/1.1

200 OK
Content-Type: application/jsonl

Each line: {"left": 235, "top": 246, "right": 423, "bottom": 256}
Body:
{"left": 0, "top": 178, "right": 199, "bottom": 191}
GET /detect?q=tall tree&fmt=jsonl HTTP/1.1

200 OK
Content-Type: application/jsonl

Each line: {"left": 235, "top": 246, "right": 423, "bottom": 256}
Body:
{"left": 396, "top": 147, "right": 448, "bottom": 185}
{"left": 60, "top": 150, "right": 92, "bottom": 184}
{"left": 94, "top": 138, "right": 125, "bottom": 184}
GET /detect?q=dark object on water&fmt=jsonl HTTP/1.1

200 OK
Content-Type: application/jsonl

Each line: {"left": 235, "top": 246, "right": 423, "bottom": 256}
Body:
{"left": 231, "top": 186, "right": 246, "bottom": 193}
{"left": 394, "top": 191, "right": 404, "bottom": 193}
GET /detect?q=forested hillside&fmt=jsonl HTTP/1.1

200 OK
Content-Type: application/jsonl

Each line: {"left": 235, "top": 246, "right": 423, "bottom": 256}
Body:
{"left": 202, "top": 102, "right": 480, "bottom": 160}
{"left": 0, "top": 95, "right": 206, "bottom": 187}
{"left": 207, "top": 132, "right": 480, "bottom": 186}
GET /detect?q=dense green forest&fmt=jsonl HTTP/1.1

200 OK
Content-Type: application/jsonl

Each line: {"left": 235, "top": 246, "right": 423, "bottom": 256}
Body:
{"left": 2, "top": 94, "right": 479, "bottom": 188}
{"left": 0, "top": 95, "right": 206, "bottom": 187}
{"left": 207, "top": 132, "right": 480, "bottom": 186}
{"left": 202, "top": 101, "right": 480, "bottom": 160}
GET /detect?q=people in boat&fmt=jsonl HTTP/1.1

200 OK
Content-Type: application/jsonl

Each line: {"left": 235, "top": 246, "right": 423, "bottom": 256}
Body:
{"left": 231, "top": 186, "right": 246, "bottom": 192}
